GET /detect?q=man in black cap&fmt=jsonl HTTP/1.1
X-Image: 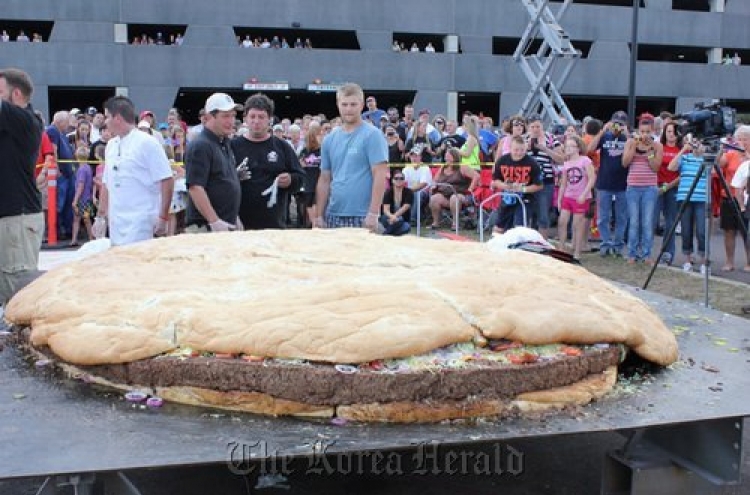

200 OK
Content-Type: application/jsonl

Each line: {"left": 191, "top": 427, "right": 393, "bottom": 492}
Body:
{"left": 587, "top": 110, "right": 630, "bottom": 257}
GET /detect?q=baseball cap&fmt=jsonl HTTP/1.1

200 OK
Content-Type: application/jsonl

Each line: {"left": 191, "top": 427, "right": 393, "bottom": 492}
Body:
{"left": 272, "top": 124, "right": 284, "bottom": 132}
{"left": 158, "top": 122, "right": 169, "bottom": 130}
{"left": 137, "top": 120, "right": 151, "bottom": 129}
{"left": 86, "top": 106, "right": 97, "bottom": 115}
{"left": 611, "top": 111, "right": 628, "bottom": 124}
{"left": 205, "top": 93, "right": 240, "bottom": 113}
{"left": 70, "top": 108, "right": 81, "bottom": 116}
{"left": 139, "top": 110, "right": 155, "bottom": 120}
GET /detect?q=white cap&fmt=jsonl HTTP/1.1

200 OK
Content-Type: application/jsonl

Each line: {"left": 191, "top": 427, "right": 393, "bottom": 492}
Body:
{"left": 137, "top": 120, "right": 151, "bottom": 129}
{"left": 205, "top": 93, "right": 239, "bottom": 113}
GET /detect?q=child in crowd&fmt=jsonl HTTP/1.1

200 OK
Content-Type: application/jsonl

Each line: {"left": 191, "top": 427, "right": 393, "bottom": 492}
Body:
{"left": 70, "top": 146, "right": 95, "bottom": 246}
{"left": 557, "top": 135, "right": 596, "bottom": 259}
{"left": 169, "top": 164, "right": 187, "bottom": 236}
{"left": 91, "top": 142, "right": 106, "bottom": 206}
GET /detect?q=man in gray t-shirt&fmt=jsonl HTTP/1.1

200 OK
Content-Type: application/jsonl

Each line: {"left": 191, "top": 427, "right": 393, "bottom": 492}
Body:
{"left": 315, "top": 83, "right": 388, "bottom": 231}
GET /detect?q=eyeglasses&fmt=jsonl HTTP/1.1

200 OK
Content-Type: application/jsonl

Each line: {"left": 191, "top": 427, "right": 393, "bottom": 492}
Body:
{"left": 393, "top": 176, "right": 405, "bottom": 180}
{"left": 512, "top": 121, "right": 525, "bottom": 126}
{"left": 435, "top": 120, "right": 445, "bottom": 125}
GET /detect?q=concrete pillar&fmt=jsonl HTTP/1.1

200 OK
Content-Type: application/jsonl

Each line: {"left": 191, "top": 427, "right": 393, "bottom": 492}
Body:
{"left": 446, "top": 91, "right": 458, "bottom": 121}
{"left": 709, "top": 0, "right": 725, "bottom": 13}
{"left": 114, "top": 24, "right": 127, "bottom": 44}
{"left": 444, "top": 35, "right": 459, "bottom": 54}
{"left": 707, "top": 47, "right": 722, "bottom": 65}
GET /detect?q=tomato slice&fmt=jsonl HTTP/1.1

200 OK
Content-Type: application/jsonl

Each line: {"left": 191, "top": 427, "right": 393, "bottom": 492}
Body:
{"left": 242, "top": 355, "right": 265, "bottom": 362}
{"left": 508, "top": 352, "right": 538, "bottom": 364}
{"left": 561, "top": 346, "right": 583, "bottom": 357}
{"left": 491, "top": 341, "right": 523, "bottom": 352}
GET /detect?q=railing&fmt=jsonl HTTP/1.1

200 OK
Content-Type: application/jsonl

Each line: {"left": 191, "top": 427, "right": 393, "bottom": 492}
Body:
{"left": 479, "top": 192, "right": 526, "bottom": 243}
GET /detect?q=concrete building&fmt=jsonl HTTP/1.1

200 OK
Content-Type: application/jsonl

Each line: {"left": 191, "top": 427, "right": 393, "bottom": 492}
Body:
{"left": 1, "top": 0, "right": 749, "bottom": 123}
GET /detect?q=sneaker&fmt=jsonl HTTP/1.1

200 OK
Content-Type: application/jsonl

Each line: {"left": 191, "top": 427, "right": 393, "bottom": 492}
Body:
{"left": 682, "top": 262, "right": 693, "bottom": 272}
{"left": 660, "top": 252, "right": 673, "bottom": 265}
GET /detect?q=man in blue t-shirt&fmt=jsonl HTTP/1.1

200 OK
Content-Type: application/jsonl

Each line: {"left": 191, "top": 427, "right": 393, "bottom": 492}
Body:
{"left": 588, "top": 110, "right": 630, "bottom": 256}
{"left": 315, "top": 83, "right": 389, "bottom": 231}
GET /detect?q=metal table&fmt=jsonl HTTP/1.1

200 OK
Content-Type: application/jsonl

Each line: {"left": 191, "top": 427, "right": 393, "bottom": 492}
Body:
{"left": 1, "top": 288, "right": 748, "bottom": 495}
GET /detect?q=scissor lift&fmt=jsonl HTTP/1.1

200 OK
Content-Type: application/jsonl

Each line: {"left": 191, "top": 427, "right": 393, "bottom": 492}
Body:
{"left": 514, "top": 0, "right": 580, "bottom": 124}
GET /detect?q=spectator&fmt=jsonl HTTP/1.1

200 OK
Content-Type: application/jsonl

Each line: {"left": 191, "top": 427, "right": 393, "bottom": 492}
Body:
{"left": 432, "top": 115, "right": 447, "bottom": 137}
{"left": 231, "top": 93, "right": 305, "bottom": 230}
{"left": 402, "top": 148, "right": 433, "bottom": 210}
{"left": 175, "top": 33, "right": 184, "bottom": 46}
{"left": 47, "top": 110, "right": 76, "bottom": 239}
{"left": 654, "top": 121, "right": 682, "bottom": 264}
{"left": 1, "top": 30, "right": 9, "bottom": 42}
{"left": 410, "top": 42, "right": 419, "bottom": 52}
{"left": 733, "top": 52, "right": 741, "bottom": 66}
{"left": 557, "top": 135, "right": 595, "bottom": 259}
{"left": 17, "top": 30, "right": 29, "bottom": 42}
{"left": 298, "top": 121, "right": 324, "bottom": 228}
{"left": 380, "top": 172, "right": 413, "bottom": 236}
{"left": 70, "top": 146, "right": 95, "bottom": 246}
{"left": 260, "top": 38, "right": 271, "bottom": 48}
{"left": 588, "top": 110, "right": 630, "bottom": 257}
{"left": 304, "top": 38, "right": 313, "bottom": 49}
{"left": 436, "top": 119, "right": 466, "bottom": 162}
{"left": 294, "top": 38, "right": 304, "bottom": 49}
{"left": 286, "top": 124, "right": 304, "bottom": 156}
{"left": 668, "top": 138, "right": 708, "bottom": 273}
{"left": 95, "top": 96, "right": 174, "bottom": 245}
{"left": 188, "top": 108, "right": 207, "bottom": 142}
{"left": 314, "top": 83, "right": 388, "bottom": 231}
{"left": 392, "top": 41, "right": 400, "bottom": 52}
{"left": 34, "top": 110, "right": 55, "bottom": 240}
{"left": 155, "top": 32, "right": 165, "bottom": 45}
{"left": 716, "top": 125, "right": 750, "bottom": 271}
{"left": 384, "top": 123, "right": 405, "bottom": 166}
{"left": 32, "top": 33, "right": 42, "bottom": 43}
{"left": 68, "top": 119, "right": 91, "bottom": 151}
{"left": 495, "top": 115, "right": 526, "bottom": 160}
{"left": 168, "top": 164, "right": 187, "bottom": 236}
{"left": 242, "top": 35, "right": 253, "bottom": 48}
{"left": 405, "top": 121, "right": 436, "bottom": 164}
{"left": 0, "top": 68, "right": 44, "bottom": 306}
{"left": 281, "top": 37, "right": 290, "bottom": 49}
{"left": 491, "top": 136, "right": 543, "bottom": 234}
{"left": 429, "top": 148, "right": 479, "bottom": 230}
{"left": 407, "top": 108, "right": 441, "bottom": 147}
{"left": 362, "top": 96, "right": 386, "bottom": 125}
{"left": 457, "top": 114, "right": 481, "bottom": 169}
{"left": 622, "top": 112, "right": 663, "bottom": 265}
{"left": 526, "top": 114, "right": 564, "bottom": 238}
{"left": 270, "top": 36, "right": 281, "bottom": 49}
{"left": 425, "top": 42, "right": 436, "bottom": 53}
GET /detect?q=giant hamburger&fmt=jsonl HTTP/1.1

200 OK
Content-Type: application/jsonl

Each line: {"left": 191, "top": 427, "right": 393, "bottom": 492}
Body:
{"left": 5, "top": 230, "right": 678, "bottom": 422}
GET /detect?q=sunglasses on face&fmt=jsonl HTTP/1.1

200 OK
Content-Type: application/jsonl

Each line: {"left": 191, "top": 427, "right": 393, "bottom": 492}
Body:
{"left": 393, "top": 176, "right": 405, "bottom": 180}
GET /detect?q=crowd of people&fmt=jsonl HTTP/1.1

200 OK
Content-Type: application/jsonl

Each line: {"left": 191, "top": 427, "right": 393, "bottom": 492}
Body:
{"left": 131, "top": 32, "right": 184, "bottom": 45}
{"left": 2, "top": 66, "right": 750, "bottom": 308}
{"left": 238, "top": 35, "right": 312, "bottom": 49}
{"left": 1, "top": 30, "right": 44, "bottom": 42}
{"left": 391, "top": 41, "right": 437, "bottom": 52}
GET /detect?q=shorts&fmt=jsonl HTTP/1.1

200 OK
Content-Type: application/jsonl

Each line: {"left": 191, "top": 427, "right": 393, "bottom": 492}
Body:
{"left": 561, "top": 196, "right": 590, "bottom": 215}
{"left": 73, "top": 200, "right": 95, "bottom": 219}
{"left": 720, "top": 198, "right": 749, "bottom": 231}
{"left": 325, "top": 215, "right": 365, "bottom": 228}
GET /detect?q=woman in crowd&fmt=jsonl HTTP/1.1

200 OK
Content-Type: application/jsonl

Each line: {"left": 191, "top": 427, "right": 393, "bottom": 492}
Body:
{"left": 170, "top": 125, "right": 188, "bottom": 163}
{"left": 428, "top": 148, "right": 479, "bottom": 229}
{"left": 668, "top": 137, "right": 708, "bottom": 273}
{"left": 69, "top": 119, "right": 91, "bottom": 151}
{"left": 404, "top": 121, "right": 435, "bottom": 164}
{"left": 385, "top": 123, "right": 405, "bottom": 168}
{"left": 298, "top": 121, "right": 324, "bottom": 228}
{"left": 655, "top": 122, "right": 682, "bottom": 265}
{"left": 457, "top": 114, "right": 481, "bottom": 169}
{"left": 495, "top": 115, "right": 526, "bottom": 160}
{"left": 557, "top": 135, "right": 596, "bottom": 259}
{"left": 622, "top": 113, "right": 663, "bottom": 265}
{"left": 380, "top": 171, "right": 414, "bottom": 236}
{"left": 432, "top": 115, "right": 447, "bottom": 137}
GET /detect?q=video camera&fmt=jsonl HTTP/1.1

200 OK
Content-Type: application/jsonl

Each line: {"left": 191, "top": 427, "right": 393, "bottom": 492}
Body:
{"left": 675, "top": 100, "right": 736, "bottom": 141}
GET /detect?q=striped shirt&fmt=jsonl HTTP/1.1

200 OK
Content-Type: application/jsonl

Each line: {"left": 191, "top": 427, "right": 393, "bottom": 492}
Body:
{"left": 627, "top": 151, "right": 657, "bottom": 187}
{"left": 676, "top": 154, "right": 707, "bottom": 203}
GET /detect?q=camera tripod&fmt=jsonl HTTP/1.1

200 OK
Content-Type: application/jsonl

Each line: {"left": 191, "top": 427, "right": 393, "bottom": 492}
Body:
{"left": 643, "top": 152, "right": 748, "bottom": 308}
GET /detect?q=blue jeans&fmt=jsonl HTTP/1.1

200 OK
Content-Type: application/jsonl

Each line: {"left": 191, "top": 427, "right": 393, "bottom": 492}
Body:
{"left": 533, "top": 183, "right": 554, "bottom": 230}
{"left": 596, "top": 189, "right": 627, "bottom": 254}
{"left": 626, "top": 186, "right": 658, "bottom": 260}
{"left": 679, "top": 201, "right": 706, "bottom": 258}
{"left": 655, "top": 187, "right": 677, "bottom": 262}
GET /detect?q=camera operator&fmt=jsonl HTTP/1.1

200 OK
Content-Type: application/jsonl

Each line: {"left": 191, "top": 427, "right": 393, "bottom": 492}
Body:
{"left": 622, "top": 113, "right": 663, "bottom": 265}
{"left": 716, "top": 125, "right": 750, "bottom": 272}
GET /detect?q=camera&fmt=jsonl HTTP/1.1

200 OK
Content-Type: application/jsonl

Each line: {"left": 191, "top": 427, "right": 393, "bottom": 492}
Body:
{"left": 386, "top": 131, "right": 395, "bottom": 137}
{"left": 675, "top": 100, "right": 736, "bottom": 152}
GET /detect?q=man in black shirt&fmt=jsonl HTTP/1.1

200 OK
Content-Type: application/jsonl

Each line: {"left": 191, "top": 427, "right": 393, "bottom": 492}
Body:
{"left": 231, "top": 93, "right": 305, "bottom": 230}
{"left": 0, "top": 68, "right": 43, "bottom": 306}
{"left": 185, "top": 93, "right": 242, "bottom": 232}
{"left": 491, "top": 136, "right": 543, "bottom": 233}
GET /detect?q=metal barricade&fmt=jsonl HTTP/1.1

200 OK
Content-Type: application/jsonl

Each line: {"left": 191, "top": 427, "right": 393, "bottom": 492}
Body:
{"left": 479, "top": 192, "right": 526, "bottom": 242}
